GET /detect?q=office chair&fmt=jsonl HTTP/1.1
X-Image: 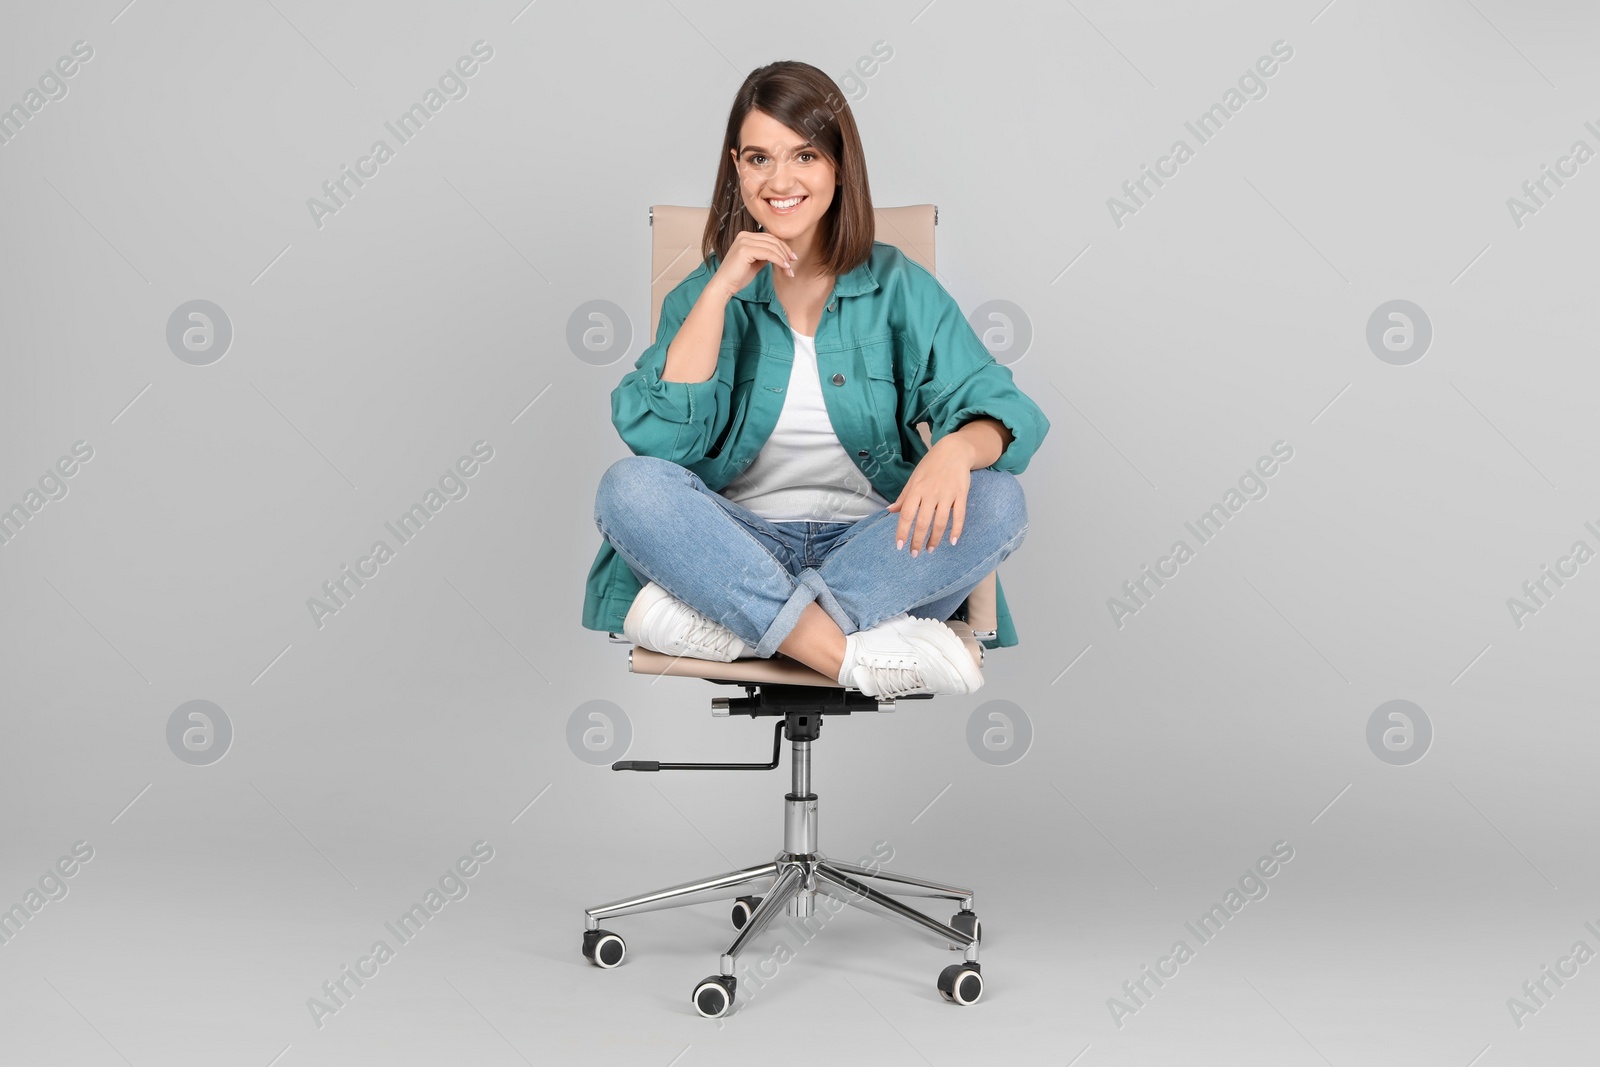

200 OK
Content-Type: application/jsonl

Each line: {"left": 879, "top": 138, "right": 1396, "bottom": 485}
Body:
{"left": 582, "top": 204, "right": 994, "bottom": 1018}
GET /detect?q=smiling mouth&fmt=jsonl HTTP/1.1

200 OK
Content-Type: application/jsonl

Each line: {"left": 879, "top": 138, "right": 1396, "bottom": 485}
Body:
{"left": 766, "top": 195, "right": 807, "bottom": 211}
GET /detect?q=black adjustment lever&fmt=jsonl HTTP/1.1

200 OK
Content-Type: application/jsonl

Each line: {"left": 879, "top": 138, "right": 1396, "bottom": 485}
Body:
{"left": 612, "top": 720, "right": 784, "bottom": 772}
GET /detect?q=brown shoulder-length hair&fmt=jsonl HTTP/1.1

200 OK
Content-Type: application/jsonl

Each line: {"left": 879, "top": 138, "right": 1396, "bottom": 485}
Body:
{"left": 702, "top": 61, "right": 875, "bottom": 279}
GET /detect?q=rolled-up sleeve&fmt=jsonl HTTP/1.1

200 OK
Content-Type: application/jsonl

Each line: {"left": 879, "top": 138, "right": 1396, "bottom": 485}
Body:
{"left": 912, "top": 285, "right": 1051, "bottom": 475}
{"left": 610, "top": 272, "right": 728, "bottom": 465}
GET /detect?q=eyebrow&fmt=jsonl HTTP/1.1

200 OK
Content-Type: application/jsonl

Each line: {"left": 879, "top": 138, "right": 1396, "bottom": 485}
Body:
{"left": 740, "top": 142, "right": 814, "bottom": 153}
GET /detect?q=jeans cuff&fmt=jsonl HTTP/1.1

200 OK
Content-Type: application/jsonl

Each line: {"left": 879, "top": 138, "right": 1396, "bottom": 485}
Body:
{"left": 754, "top": 581, "right": 820, "bottom": 659}
{"left": 797, "top": 567, "right": 857, "bottom": 636}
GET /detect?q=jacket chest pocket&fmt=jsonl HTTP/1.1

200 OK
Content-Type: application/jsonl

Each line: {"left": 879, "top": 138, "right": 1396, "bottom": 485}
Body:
{"left": 859, "top": 339, "right": 909, "bottom": 473}
{"left": 708, "top": 358, "right": 760, "bottom": 460}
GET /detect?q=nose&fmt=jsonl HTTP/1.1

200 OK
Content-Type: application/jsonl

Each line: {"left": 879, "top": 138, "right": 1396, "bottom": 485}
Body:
{"left": 766, "top": 155, "right": 806, "bottom": 184}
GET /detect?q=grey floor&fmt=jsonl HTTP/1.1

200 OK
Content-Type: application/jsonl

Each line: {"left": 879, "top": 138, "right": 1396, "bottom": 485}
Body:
{"left": 3, "top": 676, "right": 1595, "bottom": 1067}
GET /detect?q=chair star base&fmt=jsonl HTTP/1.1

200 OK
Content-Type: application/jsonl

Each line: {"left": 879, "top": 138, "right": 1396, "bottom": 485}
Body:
{"left": 581, "top": 700, "right": 985, "bottom": 1017}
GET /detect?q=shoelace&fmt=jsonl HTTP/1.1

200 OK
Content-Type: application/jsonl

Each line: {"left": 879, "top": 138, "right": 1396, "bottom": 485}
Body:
{"left": 858, "top": 650, "right": 930, "bottom": 698}
{"left": 677, "top": 612, "right": 742, "bottom": 659}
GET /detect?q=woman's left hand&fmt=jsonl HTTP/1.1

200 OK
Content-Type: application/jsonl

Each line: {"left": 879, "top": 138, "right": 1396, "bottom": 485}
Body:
{"left": 886, "top": 437, "right": 972, "bottom": 557}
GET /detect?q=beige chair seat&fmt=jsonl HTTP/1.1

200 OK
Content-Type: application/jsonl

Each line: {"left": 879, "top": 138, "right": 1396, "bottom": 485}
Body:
{"left": 621, "top": 618, "right": 984, "bottom": 688}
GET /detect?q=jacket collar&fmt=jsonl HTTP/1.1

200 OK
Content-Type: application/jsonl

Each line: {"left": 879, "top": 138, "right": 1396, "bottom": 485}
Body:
{"left": 718, "top": 250, "right": 879, "bottom": 305}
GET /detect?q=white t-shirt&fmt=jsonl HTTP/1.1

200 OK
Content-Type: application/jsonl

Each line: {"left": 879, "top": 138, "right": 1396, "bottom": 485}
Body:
{"left": 720, "top": 329, "right": 890, "bottom": 524}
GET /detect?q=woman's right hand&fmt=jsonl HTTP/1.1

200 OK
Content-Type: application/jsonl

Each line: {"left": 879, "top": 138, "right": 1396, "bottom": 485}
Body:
{"left": 713, "top": 229, "right": 798, "bottom": 298}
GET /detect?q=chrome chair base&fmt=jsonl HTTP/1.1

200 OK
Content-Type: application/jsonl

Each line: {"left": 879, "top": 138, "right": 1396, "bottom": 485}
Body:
{"left": 581, "top": 715, "right": 985, "bottom": 1016}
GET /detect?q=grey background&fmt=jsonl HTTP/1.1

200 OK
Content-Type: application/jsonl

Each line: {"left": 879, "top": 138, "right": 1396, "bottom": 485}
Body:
{"left": 3, "top": 0, "right": 1597, "bottom": 1063}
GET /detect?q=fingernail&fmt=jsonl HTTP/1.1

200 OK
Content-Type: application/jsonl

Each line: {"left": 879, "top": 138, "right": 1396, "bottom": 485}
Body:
{"left": 950, "top": 536, "right": 958, "bottom": 546}
{"left": 896, "top": 539, "right": 904, "bottom": 551}
{"left": 911, "top": 548, "right": 918, "bottom": 557}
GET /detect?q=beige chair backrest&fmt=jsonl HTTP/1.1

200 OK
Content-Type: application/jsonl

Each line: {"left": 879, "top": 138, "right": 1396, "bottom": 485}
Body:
{"left": 647, "top": 204, "right": 998, "bottom": 638}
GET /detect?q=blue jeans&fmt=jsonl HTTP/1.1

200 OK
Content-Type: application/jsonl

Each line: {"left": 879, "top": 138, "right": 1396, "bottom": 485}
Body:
{"left": 593, "top": 455, "right": 1029, "bottom": 659}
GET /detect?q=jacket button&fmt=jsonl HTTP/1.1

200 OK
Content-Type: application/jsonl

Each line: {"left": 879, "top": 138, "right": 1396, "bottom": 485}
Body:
{"left": 857, "top": 449, "right": 869, "bottom": 457}
{"left": 827, "top": 301, "right": 835, "bottom": 311}
{"left": 831, "top": 373, "right": 845, "bottom": 385}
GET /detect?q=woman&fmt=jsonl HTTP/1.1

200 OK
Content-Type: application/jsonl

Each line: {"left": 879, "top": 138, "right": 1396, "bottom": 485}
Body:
{"left": 584, "top": 60, "right": 1050, "bottom": 698}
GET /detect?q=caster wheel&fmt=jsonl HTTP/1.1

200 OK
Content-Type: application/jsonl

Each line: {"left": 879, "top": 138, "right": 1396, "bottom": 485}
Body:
{"left": 937, "top": 961, "right": 984, "bottom": 1005}
{"left": 692, "top": 974, "right": 737, "bottom": 1018}
{"left": 947, "top": 910, "right": 981, "bottom": 950}
{"left": 731, "top": 895, "right": 763, "bottom": 929}
{"left": 582, "top": 929, "right": 626, "bottom": 969}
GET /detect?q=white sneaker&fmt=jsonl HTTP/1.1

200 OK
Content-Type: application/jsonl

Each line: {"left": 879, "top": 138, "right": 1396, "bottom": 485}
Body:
{"left": 623, "top": 581, "right": 752, "bottom": 662}
{"left": 847, "top": 613, "right": 984, "bottom": 698}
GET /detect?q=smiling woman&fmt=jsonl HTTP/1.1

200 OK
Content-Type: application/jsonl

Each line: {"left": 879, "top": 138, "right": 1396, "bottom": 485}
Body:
{"left": 585, "top": 60, "right": 1050, "bottom": 699}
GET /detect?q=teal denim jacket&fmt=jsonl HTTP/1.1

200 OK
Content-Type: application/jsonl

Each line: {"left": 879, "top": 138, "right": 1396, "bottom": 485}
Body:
{"left": 582, "top": 240, "right": 1051, "bottom": 649}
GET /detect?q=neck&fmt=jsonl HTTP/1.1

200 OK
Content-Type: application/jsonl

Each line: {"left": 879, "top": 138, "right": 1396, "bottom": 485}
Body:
{"left": 775, "top": 266, "right": 831, "bottom": 287}
{"left": 774, "top": 220, "right": 826, "bottom": 274}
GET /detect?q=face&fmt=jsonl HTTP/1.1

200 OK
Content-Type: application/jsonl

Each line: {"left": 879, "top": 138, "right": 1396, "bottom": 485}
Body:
{"left": 730, "top": 108, "right": 839, "bottom": 258}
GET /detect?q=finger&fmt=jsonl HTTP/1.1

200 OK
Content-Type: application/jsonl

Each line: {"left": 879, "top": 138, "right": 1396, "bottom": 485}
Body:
{"left": 949, "top": 493, "right": 966, "bottom": 546}
{"left": 896, "top": 501, "right": 913, "bottom": 550}
{"left": 759, "top": 234, "right": 795, "bottom": 267}
{"left": 927, "top": 501, "right": 950, "bottom": 555}
{"left": 899, "top": 497, "right": 923, "bottom": 551}
{"left": 927, "top": 501, "right": 950, "bottom": 553}
{"left": 915, "top": 505, "right": 934, "bottom": 559}
{"left": 749, "top": 235, "right": 791, "bottom": 275}
{"left": 910, "top": 499, "right": 935, "bottom": 556}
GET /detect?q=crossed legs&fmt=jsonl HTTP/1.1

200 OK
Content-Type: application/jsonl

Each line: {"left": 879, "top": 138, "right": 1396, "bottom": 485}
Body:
{"left": 776, "top": 603, "right": 850, "bottom": 682}
{"left": 594, "top": 455, "right": 1029, "bottom": 678}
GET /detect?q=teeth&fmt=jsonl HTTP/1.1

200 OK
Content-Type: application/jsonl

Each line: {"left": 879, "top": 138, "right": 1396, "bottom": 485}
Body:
{"left": 769, "top": 196, "right": 805, "bottom": 208}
